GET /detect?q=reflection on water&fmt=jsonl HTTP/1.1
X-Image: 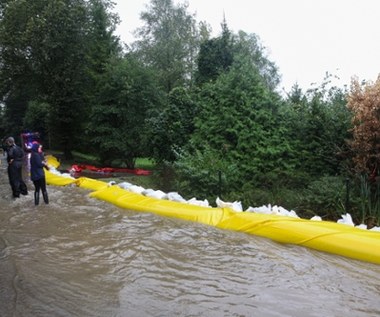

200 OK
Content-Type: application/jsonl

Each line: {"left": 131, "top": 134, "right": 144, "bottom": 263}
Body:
{"left": 0, "top": 157, "right": 380, "bottom": 317}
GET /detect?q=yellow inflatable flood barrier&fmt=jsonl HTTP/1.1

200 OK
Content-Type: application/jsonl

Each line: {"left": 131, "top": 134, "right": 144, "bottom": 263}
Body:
{"left": 216, "top": 212, "right": 380, "bottom": 265}
{"left": 44, "top": 155, "right": 380, "bottom": 265}
{"left": 89, "top": 185, "right": 230, "bottom": 226}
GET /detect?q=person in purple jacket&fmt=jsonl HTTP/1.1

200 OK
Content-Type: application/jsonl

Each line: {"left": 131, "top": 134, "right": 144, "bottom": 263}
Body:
{"left": 30, "top": 143, "right": 49, "bottom": 205}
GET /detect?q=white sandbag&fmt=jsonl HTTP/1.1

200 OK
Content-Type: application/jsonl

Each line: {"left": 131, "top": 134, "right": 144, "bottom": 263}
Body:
{"left": 142, "top": 188, "right": 155, "bottom": 196}
{"left": 145, "top": 189, "right": 166, "bottom": 199}
{"left": 118, "top": 182, "right": 133, "bottom": 190}
{"left": 274, "top": 205, "right": 299, "bottom": 218}
{"left": 355, "top": 224, "right": 368, "bottom": 230}
{"left": 215, "top": 197, "right": 243, "bottom": 212}
{"left": 245, "top": 204, "right": 272, "bottom": 214}
{"left": 187, "top": 197, "right": 210, "bottom": 207}
{"left": 127, "top": 185, "right": 145, "bottom": 194}
{"left": 337, "top": 213, "right": 355, "bottom": 226}
{"left": 165, "top": 192, "right": 186, "bottom": 203}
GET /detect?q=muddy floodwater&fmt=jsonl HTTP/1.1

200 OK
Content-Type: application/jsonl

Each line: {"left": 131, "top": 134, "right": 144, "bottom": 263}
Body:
{"left": 0, "top": 156, "right": 379, "bottom": 317}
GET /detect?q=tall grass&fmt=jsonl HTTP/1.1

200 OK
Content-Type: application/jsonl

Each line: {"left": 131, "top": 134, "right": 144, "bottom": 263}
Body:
{"left": 359, "top": 174, "right": 380, "bottom": 226}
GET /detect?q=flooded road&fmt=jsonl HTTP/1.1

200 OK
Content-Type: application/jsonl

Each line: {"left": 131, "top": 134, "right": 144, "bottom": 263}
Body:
{"left": 0, "top": 157, "right": 379, "bottom": 317}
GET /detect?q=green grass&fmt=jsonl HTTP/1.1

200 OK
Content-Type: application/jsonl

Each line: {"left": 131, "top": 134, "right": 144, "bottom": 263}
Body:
{"left": 47, "top": 150, "right": 154, "bottom": 168}
{"left": 134, "top": 157, "right": 155, "bottom": 170}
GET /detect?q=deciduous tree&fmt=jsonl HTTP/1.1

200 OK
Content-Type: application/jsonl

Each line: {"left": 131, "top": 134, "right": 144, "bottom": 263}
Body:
{"left": 347, "top": 77, "right": 380, "bottom": 177}
{"left": 0, "top": 0, "right": 119, "bottom": 158}
{"left": 132, "top": 0, "right": 209, "bottom": 92}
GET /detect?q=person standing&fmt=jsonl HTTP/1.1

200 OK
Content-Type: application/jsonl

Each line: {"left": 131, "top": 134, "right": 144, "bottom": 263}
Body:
{"left": 5, "top": 137, "right": 28, "bottom": 198}
{"left": 30, "top": 143, "right": 49, "bottom": 205}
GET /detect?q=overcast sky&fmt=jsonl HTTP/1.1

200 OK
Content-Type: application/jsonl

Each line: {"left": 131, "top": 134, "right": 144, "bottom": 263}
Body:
{"left": 112, "top": 0, "right": 380, "bottom": 93}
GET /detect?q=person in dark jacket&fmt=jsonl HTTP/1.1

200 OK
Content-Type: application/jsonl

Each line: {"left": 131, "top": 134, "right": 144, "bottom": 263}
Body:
{"left": 5, "top": 137, "right": 28, "bottom": 198}
{"left": 30, "top": 143, "right": 49, "bottom": 205}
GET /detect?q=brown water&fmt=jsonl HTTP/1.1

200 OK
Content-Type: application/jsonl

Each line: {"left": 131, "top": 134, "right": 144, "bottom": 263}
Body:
{"left": 0, "top": 156, "right": 380, "bottom": 317}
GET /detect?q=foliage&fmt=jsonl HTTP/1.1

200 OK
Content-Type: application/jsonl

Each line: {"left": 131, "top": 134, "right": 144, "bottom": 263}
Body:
{"left": 132, "top": 0, "right": 209, "bottom": 92}
{"left": 345, "top": 77, "right": 380, "bottom": 225}
{"left": 175, "top": 54, "right": 291, "bottom": 199}
{"left": 233, "top": 31, "right": 280, "bottom": 90}
{"left": 357, "top": 174, "right": 380, "bottom": 226}
{"left": 23, "top": 100, "right": 52, "bottom": 146}
{"left": 196, "top": 26, "right": 281, "bottom": 90}
{"left": 174, "top": 144, "right": 239, "bottom": 203}
{"left": 300, "top": 176, "right": 347, "bottom": 220}
{"left": 0, "top": 0, "right": 120, "bottom": 158}
{"left": 0, "top": 0, "right": 39, "bottom": 137}
{"left": 237, "top": 183, "right": 304, "bottom": 214}
{"left": 86, "top": 56, "right": 162, "bottom": 168}
{"left": 85, "top": 0, "right": 121, "bottom": 91}
{"left": 195, "top": 19, "right": 234, "bottom": 85}
{"left": 347, "top": 77, "right": 380, "bottom": 176}
{"left": 145, "top": 86, "right": 198, "bottom": 162}
{"left": 283, "top": 77, "right": 352, "bottom": 177}
{"left": 0, "top": 88, "right": 32, "bottom": 138}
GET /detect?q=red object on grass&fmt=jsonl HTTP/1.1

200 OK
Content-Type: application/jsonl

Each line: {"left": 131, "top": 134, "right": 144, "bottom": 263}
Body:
{"left": 70, "top": 164, "right": 151, "bottom": 175}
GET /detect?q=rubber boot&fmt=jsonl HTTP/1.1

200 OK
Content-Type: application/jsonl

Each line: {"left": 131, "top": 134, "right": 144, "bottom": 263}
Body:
{"left": 34, "top": 192, "right": 40, "bottom": 205}
{"left": 42, "top": 191, "right": 49, "bottom": 204}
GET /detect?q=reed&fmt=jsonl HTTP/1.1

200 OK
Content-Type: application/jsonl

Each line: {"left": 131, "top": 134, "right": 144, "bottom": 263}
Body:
{"left": 359, "top": 174, "right": 380, "bottom": 226}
